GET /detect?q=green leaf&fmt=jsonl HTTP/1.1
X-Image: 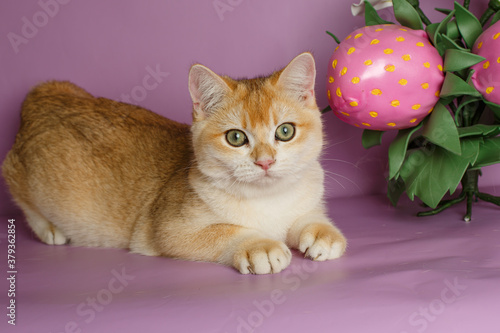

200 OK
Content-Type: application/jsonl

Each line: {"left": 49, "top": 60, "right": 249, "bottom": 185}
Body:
{"left": 473, "top": 137, "right": 500, "bottom": 168}
{"left": 435, "top": 8, "right": 453, "bottom": 15}
{"left": 400, "top": 138, "right": 481, "bottom": 208}
{"left": 440, "top": 34, "right": 468, "bottom": 51}
{"left": 364, "top": 0, "right": 393, "bottom": 26}
{"left": 446, "top": 20, "right": 460, "bottom": 40}
{"left": 484, "top": 100, "right": 500, "bottom": 121}
{"left": 421, "top": 102, "right": 461, "bottom": 155}
{"left": 440, "top": 72, "right": 482, "bottom": 99}
{"left": 321, "top": 105, "right": 332, "bottom": 114}
{"left": 453, "top": 97, "right": 482, "bottom": 126}
{"left": 362, "top": 129, "right": 384, "bottom": 149}
{"left": 326, "top": 31, "right": 341, "bottom": 44}
{"left": 388, "top": 122, "right": 424, "bottom": 179}
{"left": 458, "top": 124, "right": 500, "bottom": 138}
{"left": 387, "top": 176, "right": 406, "bottom": 207}
{"left": 392, "top": 0, "right": 423, "bottom": 30}
{"left": 491, "top": 10, "right": 500, "bottom": 26}
{"left": 426, "top": 23, "right": 440, "bottom": 45}
{"left": 454, "top": 1, "right": 483, "bottom": 48}
{"left": 443, "top": 49, "right": 485, "bottom": 72}
{"left": 428, "top": 10, "right": 455, "bottom": 55}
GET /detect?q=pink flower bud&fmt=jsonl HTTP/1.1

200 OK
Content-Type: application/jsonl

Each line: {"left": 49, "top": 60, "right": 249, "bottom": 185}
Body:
{"left": 471, "top": 20, "right": 500, "bottom": 105}
{"left": 327, "top": 24, "right": 444, "bottom": 130}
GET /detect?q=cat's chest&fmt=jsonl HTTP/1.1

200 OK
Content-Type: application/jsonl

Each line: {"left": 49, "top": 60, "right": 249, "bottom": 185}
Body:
{"left": 202, "top": 177, "right": 323, "bottom": 240}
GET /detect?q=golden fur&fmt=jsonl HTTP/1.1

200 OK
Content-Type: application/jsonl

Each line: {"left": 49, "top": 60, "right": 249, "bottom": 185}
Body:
{"left": 2, "top": 53, "right": 346, "bottom": 274}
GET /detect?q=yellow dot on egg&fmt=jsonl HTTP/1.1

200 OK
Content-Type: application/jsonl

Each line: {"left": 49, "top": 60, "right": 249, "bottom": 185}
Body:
{"left": 354, "top": 33, "right": 363, "bottom": 39}
{"left": 351, "top": 77, "right": 360, "bottom": 84}
{"left": 336, "top": 87, "right": 342, "bottom": 97}
{"left": 412, "top": 104, "right": 421, "bottom": 110}
{"left": 384, "top": 48, "right": 394, "bottom": 54}
{"left": 398, "top": 79, "right": 408, "bottom": 86}
{"left": 391, "top": 100, "right": 400, "bottom": 107}
{"left": 421, "top": 82, "right": 429, "bottom": 89}
{"left": 369, "top": 111, "right": 378, "bottom": 118}
{"left": 341, "top": 67, "right": 348, "bottom": 76}
{"left": 335, "top": 46, "right": 340, "bottom": 51}
{"left": 375, "top": 28, "right": 384, "bottom": 32}
{"left": 362, "top": 122, "right": 371, "bottom": 127}
{"left": 410, "top": 118, "right": 418, "bottom": 123}
{"left": 371, "top": 39, "right": 380, "bottom": 45}
{"left": 486, "top": 86, "right": 495, "bottom": 94}
{"left": 416, "top": 42, "right": 425, "bottom": 47}
{"left": 402, "top": 54, "right": 411, "bottom": 61}
{"left": 364, "top": 59, "right": 373, "bottom": 66}
{"left": 346, "top": 35, "right": 352, "bottom": 40}
{"left": 428, "top": 107, "right": 434, "bottom": 114}
{"left": 329, "top": 76, "right": 334, "bottom": 83}
{"left": 350, "top": 101, "right": 359, "bottom": 107}
{"left": 437, "top": 64, "right": 443, "bottom": 71}
{"left": 371, "top": 89, "right": 382, "bottom": 96}
{"left": 478, "top": 41, "right": 483, "bottom": 49}
{"left": 341, "top": 111, "right": 350, "bottom": 116}
{"left": 423, "top": 62, "right": 430, "bottom": 68}
{"left": 497, "top": 57, "right": 500, "bottom": 63}
{"left": 327, "top": 90, "right": 331, "bottom": 99}
{"left": 396, "top": 36, "right": 405, "bottom": 42}
{"left": 387, "top": 122, "right": 396, "bottom": 127}
{"left": 354, "top": 124, "right": 360, "bottom": 127}
{"left": 399, "top": 28, "right": 408, "bottom": 31}
{"left": 332, "top": 59, "right": 338, "bottom": 69}
{"left": 348, "top": 47, "right": 356, "bottom": 55}
{"left": 385, "top": 64, "right": 396, "bottom": 72}
{"left": 435, "top": 90, "right": 441, "bottom": 97}
{"left": 494, "top": 33, "right": 500, "bottom": 40}
{"left": 484, "top": 61, "right": 490, "bottom": 69}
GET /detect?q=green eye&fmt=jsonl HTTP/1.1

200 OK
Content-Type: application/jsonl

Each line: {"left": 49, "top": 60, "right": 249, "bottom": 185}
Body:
{"left": 226, "top": 129, "right": 248, "bottom": 147}
{"left": 275, "top": 123, "right": 295, "bottom": 142}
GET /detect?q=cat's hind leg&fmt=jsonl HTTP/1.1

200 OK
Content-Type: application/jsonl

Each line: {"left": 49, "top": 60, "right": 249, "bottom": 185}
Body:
{"left": 18, "top": 203, "right": 68, "bottom": 245}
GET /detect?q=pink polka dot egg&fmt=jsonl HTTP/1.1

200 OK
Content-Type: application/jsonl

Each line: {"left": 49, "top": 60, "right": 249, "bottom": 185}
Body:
{"left": 327, "top": 24, "right": 445, "bottom": 131}
{"left": 471, "top": 20, "right": 500, "bottom": 105}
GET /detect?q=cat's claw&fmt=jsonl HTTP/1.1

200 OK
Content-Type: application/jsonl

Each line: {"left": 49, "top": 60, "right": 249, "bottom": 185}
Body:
{"left": 299, "top": 223, "right": 346, "bottom": 261}
{"left": 234, "top": 239, "right": 291, "bottom": 274}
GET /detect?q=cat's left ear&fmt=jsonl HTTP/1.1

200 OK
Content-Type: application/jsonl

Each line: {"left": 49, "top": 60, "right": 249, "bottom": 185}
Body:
{"left": 188, "top": 64, "right": 232, "bottom": 121}
{"left": 276, "top": 52, "right": 316, "bottom": 106}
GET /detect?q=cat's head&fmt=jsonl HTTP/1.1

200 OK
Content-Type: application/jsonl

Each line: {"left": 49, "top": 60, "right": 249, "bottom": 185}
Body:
{"left": 188, "top": 52, "right": 323, "bottom": 194}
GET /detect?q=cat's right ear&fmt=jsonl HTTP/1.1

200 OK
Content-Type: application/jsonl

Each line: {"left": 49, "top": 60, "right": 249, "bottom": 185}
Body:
{"left": 188, "top": 64, "right": 231, "bottom": 121}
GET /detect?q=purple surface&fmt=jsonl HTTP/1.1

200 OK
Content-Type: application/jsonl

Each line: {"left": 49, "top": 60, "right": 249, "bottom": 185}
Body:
{"left": 2, "top": 194, "right": 500, "bottom": 333}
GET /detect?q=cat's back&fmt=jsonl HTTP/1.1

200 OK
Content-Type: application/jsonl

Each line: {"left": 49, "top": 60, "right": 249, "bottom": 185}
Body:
{"left": 10, "top": 80, "right": 191, "bottom": 164}
{"left": 2, "top": 81, "right": 193, "bottom": 247}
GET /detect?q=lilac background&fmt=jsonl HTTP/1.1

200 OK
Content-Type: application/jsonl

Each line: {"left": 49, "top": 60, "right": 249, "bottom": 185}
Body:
{"left": 0, "top": 0, "right": 496, "bottom": 216}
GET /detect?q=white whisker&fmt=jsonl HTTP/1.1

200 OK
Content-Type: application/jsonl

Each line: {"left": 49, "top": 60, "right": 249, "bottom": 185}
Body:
{"left": 323, "top": 170, "right": 362, "bottom": 193}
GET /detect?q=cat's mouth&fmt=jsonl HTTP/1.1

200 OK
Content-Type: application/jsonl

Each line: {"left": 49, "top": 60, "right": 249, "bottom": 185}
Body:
{"left": 239, "top": 168, "right": 281, "bottom": 186}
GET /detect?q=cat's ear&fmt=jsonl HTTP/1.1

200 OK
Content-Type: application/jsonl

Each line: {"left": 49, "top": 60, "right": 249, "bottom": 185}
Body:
{"left": 188, "top": 64, "right": 231, "bottom": 120}
{"left": 276, "top": 52, "right": 316, "bottom": 106}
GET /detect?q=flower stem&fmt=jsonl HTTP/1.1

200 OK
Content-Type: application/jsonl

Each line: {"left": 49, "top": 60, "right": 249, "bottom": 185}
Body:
{"left": 480, "top": 0, "right": 500, "bottom": 26}
{"left": 480, "top": 8, "right": 495, "bottom": 26}
{"left": 406, "top": 0, "right": 432, "bottom": 25}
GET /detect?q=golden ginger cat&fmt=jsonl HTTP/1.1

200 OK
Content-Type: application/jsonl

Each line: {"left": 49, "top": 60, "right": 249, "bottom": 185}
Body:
{"left": 2, "top": 52, "right": 346, "bottom": 274}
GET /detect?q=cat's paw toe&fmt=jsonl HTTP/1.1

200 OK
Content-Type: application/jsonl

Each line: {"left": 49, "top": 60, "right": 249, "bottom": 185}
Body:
{"left": 299, "top": 223, "right": 346, "bottom": 261}
{"left": 235, "top": 239, "right": 291, "bottom": 274}
{"left": 43, "top": 227, "right": 68, "bottom": 245}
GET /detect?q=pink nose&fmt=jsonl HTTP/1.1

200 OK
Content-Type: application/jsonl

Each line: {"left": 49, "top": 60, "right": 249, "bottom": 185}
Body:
{"left": 254, "top": 159, "right": 275, "bottom": 171}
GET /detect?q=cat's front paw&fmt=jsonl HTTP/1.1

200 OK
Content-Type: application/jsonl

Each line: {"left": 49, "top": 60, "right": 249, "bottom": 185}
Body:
{"left": 299, "top": 223, "right": 346, "bottom": 261}
{"left": 234, "top": 238, "right": 292, "bottom": 274}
